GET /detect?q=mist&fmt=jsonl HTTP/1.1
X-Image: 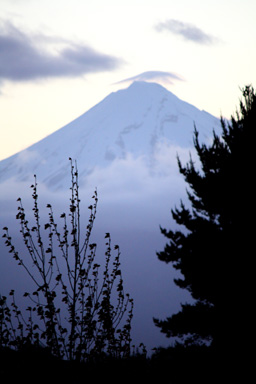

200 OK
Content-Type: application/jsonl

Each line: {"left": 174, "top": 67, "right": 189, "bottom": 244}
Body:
{"left": 0, "top": 148, "right": 196, "bottom": 352}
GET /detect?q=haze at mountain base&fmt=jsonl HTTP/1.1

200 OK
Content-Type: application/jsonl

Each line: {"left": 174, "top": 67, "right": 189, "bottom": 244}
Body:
{"left": 0, "top": 81, "right": 221, "bottom": 351}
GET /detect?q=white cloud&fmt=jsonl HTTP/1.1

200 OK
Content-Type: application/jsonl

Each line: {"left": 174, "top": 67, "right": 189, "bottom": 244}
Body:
{"left": 155, "top": 19, "right": 217, "bottom": 45}
{"left": 0, "top": 144, "right": 195, "bottom": 351}
{"left": 114, "top": 71, "right": 184, "bottom": 87}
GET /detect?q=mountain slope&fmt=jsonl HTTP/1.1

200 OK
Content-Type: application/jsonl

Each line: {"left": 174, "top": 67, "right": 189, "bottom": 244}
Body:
{"left": 0, "top": 81, "right": 220, "bottom": 190}
{"left": 0, "top": 82, "right": 222, "bottom": 352}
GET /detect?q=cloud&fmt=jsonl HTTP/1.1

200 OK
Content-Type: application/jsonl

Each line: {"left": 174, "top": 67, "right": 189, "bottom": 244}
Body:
{"left": 0, "top": 21, "right": 122, "bottom": 82}
{"left": 114, "top": 70, "right": 184, "bottom": 86}
{"left": 0, "top": 144, "right": 195, "bottom": 352}
{"left": 155, "top": 19, "right": 217, "bottom": 45}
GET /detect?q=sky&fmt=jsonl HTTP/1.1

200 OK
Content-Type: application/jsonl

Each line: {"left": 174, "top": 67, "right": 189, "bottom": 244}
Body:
{"left": 0, "top": 0, "right": 256, "bottom": 161}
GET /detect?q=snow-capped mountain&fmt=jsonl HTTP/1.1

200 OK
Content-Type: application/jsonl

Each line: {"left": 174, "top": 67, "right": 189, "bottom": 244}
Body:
{"left": 0, "top": 81, "right": 223, "bottom": 352}
{"left": 0, "top": 81, "right": 220, "bottom": 190}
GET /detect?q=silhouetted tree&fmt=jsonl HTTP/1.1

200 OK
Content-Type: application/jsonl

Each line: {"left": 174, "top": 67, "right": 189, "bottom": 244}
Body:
{"left": 154, "top": 86, "right": 255, "bottom": 363}
{"left": 1, "top": 159, "right": 133, "bottom": 362}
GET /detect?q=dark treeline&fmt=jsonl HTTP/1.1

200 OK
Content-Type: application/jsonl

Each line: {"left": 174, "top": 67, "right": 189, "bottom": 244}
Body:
{"left": 1, "top": 86, "right": 255, "bottom": 383}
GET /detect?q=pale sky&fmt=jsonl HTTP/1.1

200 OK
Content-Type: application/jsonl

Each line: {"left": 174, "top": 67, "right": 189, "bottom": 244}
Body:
{"left": 1, "top": 0, "right": 255, "bottom": 161}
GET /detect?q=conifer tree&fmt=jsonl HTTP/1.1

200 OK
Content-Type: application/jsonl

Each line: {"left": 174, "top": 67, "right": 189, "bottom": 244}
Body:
{"left": 154, "top": 86, "right": 255, "bottom": 355}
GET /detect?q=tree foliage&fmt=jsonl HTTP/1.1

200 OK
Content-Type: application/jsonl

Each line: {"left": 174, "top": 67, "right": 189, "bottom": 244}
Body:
{"left": 1, "top": 159, "right": 133, "bottom": 362}
{"left": 154, "top": 86, "right": 255, "bottom": 350}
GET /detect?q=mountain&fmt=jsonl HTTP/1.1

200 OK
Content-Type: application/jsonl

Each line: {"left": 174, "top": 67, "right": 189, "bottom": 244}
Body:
{"left": 0, "top": 81, "right": 220, "bottom": 190}
{"left": 0, "top": 81, "right": 222, "bottom": 352}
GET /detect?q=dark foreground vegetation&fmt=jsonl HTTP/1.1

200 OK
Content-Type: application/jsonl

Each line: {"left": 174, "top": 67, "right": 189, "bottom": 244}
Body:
{"left": 0, "top": 343, "right": 219, "bottom": 384}
{"left": 1, "top": 86, "right": 255, "bottom": 383}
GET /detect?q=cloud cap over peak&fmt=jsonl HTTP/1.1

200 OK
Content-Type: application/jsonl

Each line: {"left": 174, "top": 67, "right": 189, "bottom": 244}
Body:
{"left": 0, "top": 21, "right": 122, "bottom": 83}
{"left": 114, "top": 71, "right": 185, "bottom": 86}
{"left": 155, "top": 19, "right": 217, "bottom": 45}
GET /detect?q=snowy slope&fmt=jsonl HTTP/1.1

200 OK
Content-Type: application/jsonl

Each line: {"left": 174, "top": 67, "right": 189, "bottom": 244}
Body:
{"left": 0, "top": 81, "right": 223, "bottom": 352}
{"left": 0, "top": 81, "right": 220, "bottom": 189}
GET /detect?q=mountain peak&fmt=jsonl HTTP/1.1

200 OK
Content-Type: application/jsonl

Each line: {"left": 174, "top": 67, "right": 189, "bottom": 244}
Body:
{"left": 119, "top": 80, "right": 175, "bottom": 98}
{"left": 0, "top": 83, "right": 220, "bottom": 190}
{"left": 127, "top": 80, "right": 166, "bottom": 90}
